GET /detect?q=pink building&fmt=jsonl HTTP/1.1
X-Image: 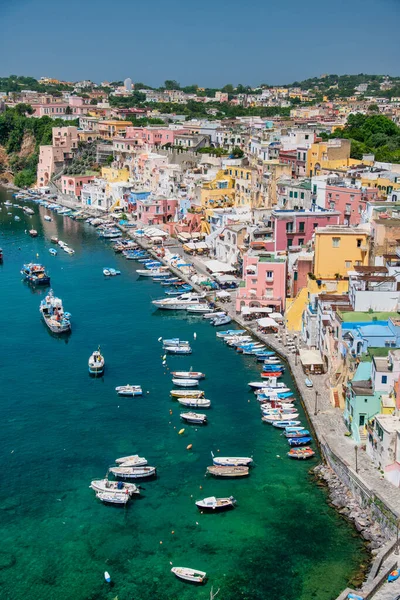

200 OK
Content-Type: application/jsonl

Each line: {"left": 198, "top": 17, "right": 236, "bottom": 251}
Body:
{"left": 136, "top": 195, "right": 178, "bottom": 225}
{"left": 31, "top": 96, "right": 89, "bottom": 118}
{"left": 61, "top": 174, "right": 95, "bottom": 199}
{"left": 236, "top": 253, "right": 287, "bottom": 312}
{"left": 125, "top": 126, "right": 176, "bottom": 147}
{"left": 37, "top": 126, "right": 78, "bottom": 188}
{"left": 264, "top": 209, "right": 341, "bottom": 252}
{"left": 325, "top": 185, "right": 378, "bottom": 225}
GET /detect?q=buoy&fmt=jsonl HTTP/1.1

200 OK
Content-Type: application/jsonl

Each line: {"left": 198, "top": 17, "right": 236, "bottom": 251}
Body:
{"left": 104, "top": 571, "right": 111, "bottom": 583}
{"left": 178, "top": 428, "right": 185, "bottom": 435}
{"left": 194, "top": 332, "right": 197, "bottom": 340}
{"left": 169, "top": 409, "right": 173, "bottom": 415}
{"left": 160, "top": 541, "right": 163, "bottom": 544}
{"left": 199, "top": 485, "right": 202, "bottom": 489}
{"left": 158, "top": 336, "right": 162, "bottom": 342}
{"left": 171, "top": 531, "right": 175, "bottom": 535}
{"left": 187, "top": 444, "right": 192, "bottom": 450}
{"left": 162, "top": 355, "right": 167, "bottom": 361}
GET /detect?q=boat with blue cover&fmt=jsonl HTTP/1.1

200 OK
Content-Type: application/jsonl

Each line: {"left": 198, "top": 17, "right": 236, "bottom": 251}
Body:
{"left": 388, "top": 569, "right": 400, "bottom": 583}
{"left": 272, "top": 420, "right": 301, "bottom": 429}
{"left": 284, "top": 430, "right": 310, "bottom": 438}
{"left": 49, "top": 248, "right": 57, "bottom": 256}
{"left": 21, "top": 263, "right": 51, "bottom": 286}
{"left": 287, "top": 436, "right": 312, "bottom": 447}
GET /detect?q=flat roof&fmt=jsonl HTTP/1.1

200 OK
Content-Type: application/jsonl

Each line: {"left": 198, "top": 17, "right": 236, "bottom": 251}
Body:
{"left": 339, "top": 311, "right": 398, "bottom": 323}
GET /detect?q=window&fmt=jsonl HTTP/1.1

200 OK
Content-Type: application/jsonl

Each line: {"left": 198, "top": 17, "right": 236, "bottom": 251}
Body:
{"left": 300, "top": 192, "right": 304, "bottom": 200}
{"left": 266, "top": 271, "right": 273, "bottom": 278}
{"left": 298, "top": 238, "right": 304, "bottom": 246}
{"left": 357, "top": 239, "right": 362, "bottom": 247}
{"left": 345, "top": 261, "right": 352, "bottom": 268}
{"left": 289, "top": 191, "right": 293, "bottom": 198}
{"left": 294, "top": 192, "right": 298, "bottom": 198}
{"left": 382, "top": 375, "right": 388, "bottom": 384}
{"left": 313, "top": 223, "right": 318, "bottom": 229}
{"left": 345, "top": 204, "right": 351, "bottom": 213}
{"left": 332, "top": 237, "right": 341, "bottom": 248}
{"left": 313, "top": 185, "right": 317, "bottom": 194}
{"left": 330, "top": 201, "right": 335, "bottom": 209}
{"left": 298, "top": 222, "right": 305, "bottom": 232}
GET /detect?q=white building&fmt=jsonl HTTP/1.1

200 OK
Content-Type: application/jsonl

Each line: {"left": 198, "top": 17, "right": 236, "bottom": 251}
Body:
{"left": 124, "top": 78, "right": 132, "bottom": 92}
{"left": 81, "top": 178, "right": 110, "bottom": 211}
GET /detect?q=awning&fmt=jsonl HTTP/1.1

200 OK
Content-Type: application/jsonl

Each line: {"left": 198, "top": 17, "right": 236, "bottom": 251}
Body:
{"left": 216, "top": 290, "right": 231, "bottom": 298}
{"left": 299, "top": 349, "right": 324, "bottom": 366}
{"left": 215, "top": 274, "right": 237, "bottom": 283}
{"left": 257, "top": 317, "right": 279, "bottom": 328}
{"left": 205, "top": 259, "right": 236, "bottom": 273}
{"left": 270, "top": 312, "right": 283, "bottom": 321}
{"left": 242, "top": 307, "right": 273, "bottom": 315}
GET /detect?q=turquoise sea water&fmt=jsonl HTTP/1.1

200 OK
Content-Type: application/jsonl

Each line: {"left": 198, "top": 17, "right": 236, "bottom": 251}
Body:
{"left": 0, "top": 188, "right": 367, "bottom": 600}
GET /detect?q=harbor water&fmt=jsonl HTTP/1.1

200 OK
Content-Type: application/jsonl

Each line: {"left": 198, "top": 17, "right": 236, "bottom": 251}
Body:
{"left": 0, "top": 187, "right": 368, "bottom": 600}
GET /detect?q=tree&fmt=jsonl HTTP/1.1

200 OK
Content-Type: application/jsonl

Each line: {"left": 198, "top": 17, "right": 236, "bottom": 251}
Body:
{"left": 230, "top": 146, "right": 244, "bottom": 158}
{"left": 15, "top": 103, "right": 34, "bottom": 116}
{"left": 164, "top": 79, "right": 180, "bottom": 90}
{"left": 90, "top": 99, "right": 97, "bottom": 105}
{"left": 65, "top": 106, "right": 73, "bottom": 115}
{"left": 368, "top": 104, "right": 379, "bottom": 112}
{"left": 222, "top": 84, "right": 234, "bottom": 94}
{"left": 14, "top": 168, "right": 36, "bottom": 188}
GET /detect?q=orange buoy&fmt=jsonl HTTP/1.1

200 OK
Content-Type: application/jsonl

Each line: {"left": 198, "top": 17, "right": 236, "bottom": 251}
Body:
{"left": 187, "top": 444, "right": 192, "bottom": 450}
{"left": 179, "top": 428, "right": 185, "bottom": 435}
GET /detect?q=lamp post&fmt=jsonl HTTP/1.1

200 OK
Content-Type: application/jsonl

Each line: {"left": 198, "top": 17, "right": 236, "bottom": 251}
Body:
{"left": 395, "top": 519, "right": 400, "bottom": 556}
{"left": 355, "top": 445, "right": 359, "bottom": 473}
{"left": 314, "top": 390, "right": 319, "bottom": 416}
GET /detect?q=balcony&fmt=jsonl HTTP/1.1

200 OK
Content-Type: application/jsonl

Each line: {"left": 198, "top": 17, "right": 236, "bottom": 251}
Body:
{"left": 265, "top": 276, "right": 274, "bottom": 282}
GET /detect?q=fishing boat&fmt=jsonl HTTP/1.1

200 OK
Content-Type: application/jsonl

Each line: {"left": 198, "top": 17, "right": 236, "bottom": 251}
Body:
{"left": 43, "top": 215, "right": 52, "bottom": 222}
{"left": 195, "top": 496, "right": 236, "bottom": 512}
{"left": 206, "top": 466, "right": 249, "bottom": 478}
{"left": 287, "top": 436, "right": 312, "bottom": 447}
{"left": 49, "top": 248, "right": 57, "bottom": 256}
{"left": 115, "top": 385, "right": 143, "bottom": 396}
{"left": 39, "top": 290, "right": 71, "bottom": 334}
{"left": 109, "top": 465, "right": 156, "bottom": 479}
{"left": 284, "top": 430, "right": 310, "bottom": 438}
{"left": 171, "top": 567, "right": 207, "bottom": 584}
{"left": 171, "top": 371, "right": 205, "bottom": 380}
{"left": 170, "top": 389, "right": 204, "bottom": 398}
{"left": 88, "top": 347, "right": 105, "bottom": 376}
{"left": 178, "top": 397, "right": 211, "bottom": 408}
{"left": 96, "top": 491, "right": 130, "bottom": 505}
{"left": 272, "top": 420, "right": 301, "bottom": 429}
{"left": 212, "top": 453, "right": 252, "bottom": 467}
{"left": 287, "top": 447, "right": 315, "bottom": 460}
{"left": 172, "top": 378, "right": 199, "bottom": 387}
{"left": 21, "top": 263, "right": 50, "bottom": 286}
{"left": 90, "top": 479, "right": 140, "bottom": 495}
{"left": 305, "top": 378, "right": 313, "bottom": 388}
{"left": 212, "top": 315, "right": 232, "bottom": 326}
{"left": 29, "top": 229, "right": 38, "bottom": 237}
{"left": 180, "top": 412, "right": 207, "bottom": 425}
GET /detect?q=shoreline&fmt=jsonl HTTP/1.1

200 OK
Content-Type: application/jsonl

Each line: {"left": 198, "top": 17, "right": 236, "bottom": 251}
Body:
{"left": 5, "top": 187, "right": 398, "bottom": 599}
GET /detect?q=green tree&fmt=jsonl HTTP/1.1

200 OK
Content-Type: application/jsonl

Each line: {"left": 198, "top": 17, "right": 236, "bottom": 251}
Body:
{"left": 164, "top": 80, "right": 180, "bottom": 90}
{"left": 65, "top": 106, "right": 73, "bottom": 115}
{"left": 222, "top": 84, "right": 234, "bottom": 94}
{"left": 15, "top": 103, "right": 34, "bottom": 116}
{"left": 230, "top": 146, "right": 244, "bottom": 158}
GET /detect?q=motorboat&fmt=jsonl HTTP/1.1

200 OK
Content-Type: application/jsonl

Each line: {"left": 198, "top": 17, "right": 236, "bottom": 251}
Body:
{"left": 152, "top": 292, "right": 206, "bottom": 310}
{"left": 171, "top": 567, "right": 206, "bottom": 584}
{"left": 170, "top": 389, "right": 204, "bottom": 398}
{"left": 255, "top": 377, "right": 285, "bottom": 388}
{"left": 40, "top": 290, "right": 71, "bottom": 334}
{"left": 115, "top": 385, "right": 143, "bottom": 396}
{"left": 177, "top": 398, "right": 211, "bottom": 408}
{"left": 58, "top": 240, "right": 67, "bottom": 248}
{"left": 285, "top": 426, "right": 306, "bottom": 433}
{"left": 114, "top": 455, "right": 148, "bottom": 467}
{"left": 24, "top": 207, "right": 34, "bottom": 215}
{"left": 206, "top": 466, "right": 249, "bottom": 477}
{"left": 88, "top": 347, "right": 105, "bottom": 376}
{"left": 287, "top": 436, "right": 312, "bottom": 447}
{"left": 90, "top": 479, "right": 140, "bottom": 495}
{"left": 203, "top": 311, "right": 226, "bottom": 320}
{"left": 96, "top": 491, "right": 130, "bottom": 505}
{"left": 49, "top": 248, "right": 57, "bottom": 256}
{"left": 287, "top": 447, "right": 315, "bottom": 460}
{"left": 262, "top": 413, "right": 299, "bottom": 423}
{"left": 216, "top": 330, "right": 245, "bottom": 338}
{"left": 195, "top": 496, "right": 236, "bottom": 511}
{"left": 212, "top": 315, "right": 232, "bottom": 326}
{"left": 186, "top": 304, "right": 213, "bottom": 314}
{"left": 103, "top": 268, "right": 121, "bottom": 276}
{"left": 136, "top": 269, "right": 165, "bottom": 277}
{"left": 212, "top": 453, "right": 252, "bottom": 467}
{"left": 109, "top": 466, "right": 156, "bottom": 479}
{"left": 180, "top": 412, "right": 207, "bottom": 425}
{"left": 29, "top": 229, "right": 38, "bottom": 237}
{"left": 165, "top": 345, "right": 192, "bottom": 355}
{"left": 21, "top": 263, "right": 50, "bottom": 286}
{"left": 162, "top": 338, "right": 190, "bottom": 347}
{"left": 248, "top": 381, "right": 275, "bottom": 389}
{"left": 272, "top": 420, "right": 301, "bottom": 429}
{"left": 63, "top": 246, "right": 75, "bottom": 255}
{"left": 284, "top": 429, "right": 310, "bottom": 438}
{"left": 255, "top": 385, "right": 291, "bottom": 395}
{"left": 171, "top": 371, "right": 205, "bottom": 380}
{"left": 50, "top": 236, "right": 59, "bottom": 244}
{"left": 171, "top": 378, "right": 199, "bottom": 387}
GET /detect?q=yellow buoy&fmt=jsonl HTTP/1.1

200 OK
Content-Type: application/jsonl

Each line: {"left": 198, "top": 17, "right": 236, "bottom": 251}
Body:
{"left": 178, "top": 428, "right": 185, "bottom": 435}
{"left": 169, "top": 409, "right": 173, "bottom": 415}
{"left": 187, "top": 444, "right": 192, "bottom": 450}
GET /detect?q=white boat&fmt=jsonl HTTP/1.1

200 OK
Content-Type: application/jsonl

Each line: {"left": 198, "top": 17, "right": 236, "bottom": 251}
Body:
{"left": 212, "top": 454, "right": 253, "bottom": 467}
{"left": 249, "top": 381, "right": 279, "bottom": 389}
{"left": 262, "top": 413, "right": 299, "bottom": 423}
{"left": 64, "top": 247, "right": 75, "bottom": 255}
{"left": 115, "top": 385, "right": 143, "bottom": 396}
{"left": 115, "top": 455, "right": 148, "bottom": 467}
{"left": 109, "top": 466, "right": 156, "bottom": 479}
{"left": 49, "top": 248, "right": 57, "bottom": 256}
{"left": 178, "top": 398, "right": 211, "bottom": 408}
{"left": 171, "top": 371, "right": 205, "bottom": 380}
{"left": 254, "top": 382, "right": 289, "bottom": 393}
{"left": 195, "top": 496, "right": 236, "bottom": 511}
{"left": 104, "top": 268, "right": 121, "bottom": 276}
{"left": 96, "top": 491, "right": 130, "bottom": 505}
{"left": 170, "top": 389, "right": 204, "bottom": 398}
{"left": 90, "top": 479, "right": 140, "bottom": 495}
{"left": 255, "top": 386, "right": 291, "bottom": 396}
{"left": 180, "top": 412, "right": 207, "bottom": 424}
{"left": 261, "top": 406, "right": 298, "bottom": 416}
{"left": 136, "top": 269, "right": 164, "bottom": 277}
{"left": 14, "top": 215, "right": 20, "bottom": 221}
{"left": 263, "top": 358, "right": 282, "bottom": 364}
{"left": 58, "top": 240, "right": 67, "bottom": 248}
{"left": 104, "top": 571, "right": 111, "bottom": 583}
{"left": 172, "top": 378, "right": 199, "bottom": 387}
{"left": 203, "top": 311, "right": 226, "bottom": 320}
{"left": 88, "top": 347, "right": 104, "bottom": 376}
{"left": 165, "top": 345, "right": 192, "bottom": 355}
{"left": 103, "top": 268, "right": 111, "bottom": 276}
{"left": 162, "top": 338, "right": 190, "bottom": 347}
{"left": 186, "top": 304, "right": 213, "bottom": 314}
{"left": 152, "top": 293, "right": 206, "bottom": 310}
{"left": 171, "top": 567, "right": 206, "bottom": 584}
{"left": 44, "top": 215, "right": 52, "bottom": 221}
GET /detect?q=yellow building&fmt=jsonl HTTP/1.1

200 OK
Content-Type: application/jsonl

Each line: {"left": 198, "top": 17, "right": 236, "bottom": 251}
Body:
{"left": 224, "top": 166, "right": 254, "bottom": 207}
{"left": 360, "top": 174, "right": 400, "bottom": 199}
{"left": 197, "top": 170, "right": 235, "bottom": 209}
{"left": 314, "top": 226, "right": 370, "bottom": 279}
{"left": 101, "top": 166, "right": 130, "bottom": 183}
{"left": 98, "top": 121, "right": 127, "bottom": 140}
{"left": 307, "top": 139, "right": 352, "bottom": 176}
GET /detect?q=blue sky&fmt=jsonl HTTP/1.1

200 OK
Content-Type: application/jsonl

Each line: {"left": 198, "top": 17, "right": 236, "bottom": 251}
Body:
{"left": 1, "top": 0, "right": 399, "bottom": 86}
